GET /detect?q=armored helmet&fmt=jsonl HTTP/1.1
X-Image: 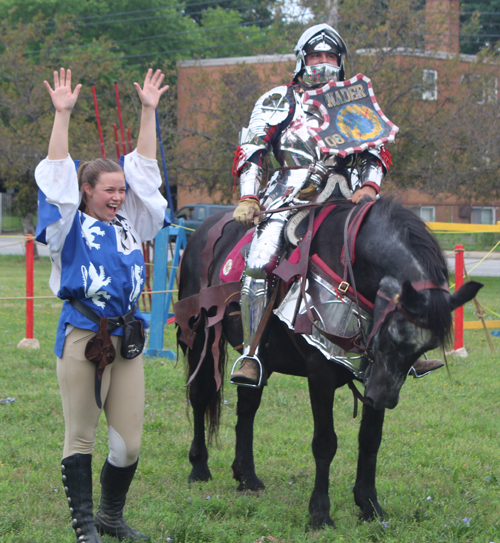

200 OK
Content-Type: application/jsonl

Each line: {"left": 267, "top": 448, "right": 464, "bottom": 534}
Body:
{"left": 294, "top": 23, "right": 348, "bottom": 87}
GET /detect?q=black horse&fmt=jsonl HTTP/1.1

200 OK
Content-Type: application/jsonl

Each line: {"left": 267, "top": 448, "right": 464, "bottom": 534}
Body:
{"left": 175, "top": 197, "right": 481, "bottom": 528}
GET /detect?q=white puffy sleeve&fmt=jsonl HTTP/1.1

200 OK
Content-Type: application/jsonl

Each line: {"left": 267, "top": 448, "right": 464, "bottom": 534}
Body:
{"left": 35, "top": 154, "right": 80, "bottom": 295}
{"left": 35, "top": 154, "right": 80, "bottom": 253}
{"left": 122, "top": 149, "right": 169, "bottom": 241}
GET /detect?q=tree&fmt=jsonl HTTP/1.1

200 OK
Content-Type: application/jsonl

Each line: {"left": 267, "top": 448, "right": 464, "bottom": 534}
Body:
{"left": 0, "top": 0, "right": 287, "bottom": 68}
{"left": 460, "top": 0, "right": 500, "bottom": 54}
{"left": 175, "top": 63, "right": 270, "bottom": 200}
{"left": 0, "top": 15, "right": 131, "bottom": 243}
{"left": 183, "top": 0, "right": 278, "bottom": 26}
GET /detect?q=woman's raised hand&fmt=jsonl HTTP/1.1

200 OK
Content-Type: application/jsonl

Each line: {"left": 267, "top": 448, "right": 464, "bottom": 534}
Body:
{"left": 44, "top": 68, "right": 82, "bottom": 113}
{"left": 133, "top": 68, "right": 169, "bottom": 109}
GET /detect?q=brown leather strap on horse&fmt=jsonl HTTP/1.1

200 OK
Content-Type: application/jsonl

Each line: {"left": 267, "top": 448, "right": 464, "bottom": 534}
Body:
{"left": 340, "top": 202, "right": 375, "bottom": 350}
{"left": 273, "top": 193, "right": 319, "bottom": 284}
{"left": 341, "top": 201, "right": 376, "bottom": 274}
{"left": 201, "top": 211, "right": 235, "bottom": 290}
{"left": 299, "top": 269, "right": 364, "bottom": 352}
{"left": 348, "top": 381, "right": 368, "bottom": 418}
{"left": 296, "top": 201, "right": 375, "bottom": 354}
{"left": 365, "top": 280, "right": 450, "bottom": 354}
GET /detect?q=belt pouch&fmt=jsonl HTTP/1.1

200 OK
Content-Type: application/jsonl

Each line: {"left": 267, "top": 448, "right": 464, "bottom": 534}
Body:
{"left": 84, "top": 317, "right": 116, "bottom": 409}
{"left": 120, "top": 308, "right": 145, "bottom": 359}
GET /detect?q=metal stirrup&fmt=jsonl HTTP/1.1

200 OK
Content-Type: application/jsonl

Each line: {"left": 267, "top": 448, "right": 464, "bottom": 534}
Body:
{"left": 230, "top": 354, "right": 263, "bottom": 388}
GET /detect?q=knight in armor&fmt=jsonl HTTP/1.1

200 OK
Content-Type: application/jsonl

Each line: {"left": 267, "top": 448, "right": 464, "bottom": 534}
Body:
{"left": 230, "top": 24, "right": 391, "bottom": 387}
{"left": 230, "top": 23, "right": 444, "bottom": 387}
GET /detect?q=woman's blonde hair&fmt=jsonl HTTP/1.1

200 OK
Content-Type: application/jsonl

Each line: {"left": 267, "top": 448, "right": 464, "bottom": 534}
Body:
{"left": 77, "top": 159, "right": 124, "bottom": 212}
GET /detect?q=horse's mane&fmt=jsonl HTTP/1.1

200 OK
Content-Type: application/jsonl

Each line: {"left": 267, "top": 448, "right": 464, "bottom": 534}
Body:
{"left": 375, "top": 197, "right": 452, "bottom": 344}
{"left": 376, "top": 196, "right": 448, "bottom": 285}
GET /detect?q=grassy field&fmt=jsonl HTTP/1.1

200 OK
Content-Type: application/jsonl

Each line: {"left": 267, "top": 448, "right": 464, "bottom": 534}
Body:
{"left": 433, "top": 232, "right": 500, "bottom": 253}
{"left": 0, "top": 255, "right": 499, "bottom": 543}
{"left": 2, "top": 226, "right": 500, "bottom": 252}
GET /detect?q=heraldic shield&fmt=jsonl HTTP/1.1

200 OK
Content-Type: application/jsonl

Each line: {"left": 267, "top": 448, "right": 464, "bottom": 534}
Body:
{"left": 303, "top": 74, "right": 399, "bottom": 157}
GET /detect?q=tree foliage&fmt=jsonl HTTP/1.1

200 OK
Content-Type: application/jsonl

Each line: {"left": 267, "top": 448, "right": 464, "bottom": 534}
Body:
{"left": 0, "top": 0, "right": 286, "bottom": 68}
{"left": 0, "top": 16, "right": 135, "bottom": 232}
{"left": 460, "top": 0, "right": 500, "bottom": 54}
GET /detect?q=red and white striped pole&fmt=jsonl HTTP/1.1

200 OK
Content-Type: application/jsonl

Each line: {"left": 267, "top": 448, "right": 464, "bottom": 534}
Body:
{"left": 453, "top": 244, "right": 467, "bottom": 356}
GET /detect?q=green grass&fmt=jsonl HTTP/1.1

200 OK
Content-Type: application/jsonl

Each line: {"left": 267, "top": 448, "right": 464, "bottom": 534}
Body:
{"left": 1, "top": 255, "right": 499, "bottom": 542}
{"left": 0, "top": 212, "right": 23, "bottom": 233}
{"left": 434, "top": 232, "right": 500, "bottom": 252}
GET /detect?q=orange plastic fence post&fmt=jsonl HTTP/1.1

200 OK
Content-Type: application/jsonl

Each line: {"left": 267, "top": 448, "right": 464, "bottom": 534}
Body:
{"left": 454, "top": 244, "right": 464, "bottom": 351}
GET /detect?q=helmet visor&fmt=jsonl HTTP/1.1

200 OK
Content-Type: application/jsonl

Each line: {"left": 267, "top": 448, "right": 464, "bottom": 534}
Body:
{"left": 304, "top": 32, "right": 341, "bottom": 57}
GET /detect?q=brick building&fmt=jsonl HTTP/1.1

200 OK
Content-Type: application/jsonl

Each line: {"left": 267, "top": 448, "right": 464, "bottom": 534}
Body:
{"left": 176, "top": 0, "right": 500, "bottom": 225}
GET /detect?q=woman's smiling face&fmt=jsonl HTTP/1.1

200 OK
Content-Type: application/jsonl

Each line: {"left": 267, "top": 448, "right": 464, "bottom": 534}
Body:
{"left": 83, "top": 171, "right": 126, "bottom": 222}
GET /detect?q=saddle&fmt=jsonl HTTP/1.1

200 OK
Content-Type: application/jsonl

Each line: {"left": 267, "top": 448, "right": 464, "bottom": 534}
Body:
{"left": 174, "top": 202, "right": 375, "bottom": 392}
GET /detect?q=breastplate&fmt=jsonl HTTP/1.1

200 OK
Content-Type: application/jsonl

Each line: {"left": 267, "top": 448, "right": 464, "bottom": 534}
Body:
{"left": 279, "top": 90, "right": 338, "bottom": 168}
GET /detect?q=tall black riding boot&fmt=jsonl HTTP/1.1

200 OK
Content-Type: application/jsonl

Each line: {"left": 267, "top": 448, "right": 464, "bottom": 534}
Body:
{"left": 94, "top": 458, "right": 149, "bottom": 541}
{"left": 61, "top": 454, "right": 103, "bottom": 543}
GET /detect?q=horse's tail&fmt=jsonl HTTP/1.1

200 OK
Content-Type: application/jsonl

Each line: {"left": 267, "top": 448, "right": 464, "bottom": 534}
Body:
{"left": 179, "top": 311, "right": 227, "bottom": 444}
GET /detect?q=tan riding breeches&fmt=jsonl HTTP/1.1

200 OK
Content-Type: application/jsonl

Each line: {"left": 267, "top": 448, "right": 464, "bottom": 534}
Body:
{"left": 57, "top": 327, "right": 145, "bottom": 466}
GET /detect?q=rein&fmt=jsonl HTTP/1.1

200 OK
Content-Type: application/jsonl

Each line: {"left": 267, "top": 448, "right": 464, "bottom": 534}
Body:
{"left": 254, "top": 198, "right": 349, "bottom": 217}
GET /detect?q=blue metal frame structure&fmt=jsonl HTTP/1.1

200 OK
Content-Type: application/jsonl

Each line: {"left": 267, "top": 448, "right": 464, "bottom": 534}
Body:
{"left": 143, "top": 220, "right": 186, "bottom": 358}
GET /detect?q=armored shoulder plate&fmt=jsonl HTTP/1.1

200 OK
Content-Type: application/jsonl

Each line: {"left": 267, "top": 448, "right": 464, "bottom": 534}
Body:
{"left": 248, "top": 85, "right": 291, "bottom": 137}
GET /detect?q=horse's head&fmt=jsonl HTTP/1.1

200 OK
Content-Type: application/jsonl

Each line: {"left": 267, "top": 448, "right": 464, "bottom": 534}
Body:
{"left": 363, "top": 276, "right": 482, "bottom": 410}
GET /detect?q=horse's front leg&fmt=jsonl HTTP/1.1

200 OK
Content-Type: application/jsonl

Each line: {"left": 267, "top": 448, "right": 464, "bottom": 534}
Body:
{"left": 353, "top": 403, "right": 387, "bottom": 521}
{"left": 231, "top": 385, "right": 266, "bottom": 491}
{"left": 307, "top": 355, "right": 337, "bottom": 529}
{"left": 187, "top": 349, "right": 213, "bottom": 483}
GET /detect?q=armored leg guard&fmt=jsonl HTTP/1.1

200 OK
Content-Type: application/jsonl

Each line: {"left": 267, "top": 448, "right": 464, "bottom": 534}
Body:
{"left": 61, "top": 454, "right": 103, "bottom": 543}
{"left": 231, "top": 275, "right": 268, "bottom": 387}
{"left": 94, "top": 458, "right": 149, "bottom": 541}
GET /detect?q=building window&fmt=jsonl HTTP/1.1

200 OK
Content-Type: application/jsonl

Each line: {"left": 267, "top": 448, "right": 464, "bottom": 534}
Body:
{"left": 408, "top": 205, "right": 436, "bottom": 222}
{"left": 462, "top": 74, "right": 498, "bottom": 104}
{"left": 478, "top": 77, "right": 498, "bottom": 104}
{"left": 422, "top": 69, "right": 438, "bottom": 101}
{"left": 472, "top": 207, "right": 495, "bottom": 224}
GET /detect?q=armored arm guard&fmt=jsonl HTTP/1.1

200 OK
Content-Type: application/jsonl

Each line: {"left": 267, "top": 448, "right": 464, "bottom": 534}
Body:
{"left": 235, "top": 128, "right": 266, "bottom": 199}
{"left": 233, "top": 86, "right": 292, "bottom": 199}
{"left": 356, "top": 145, "right": 393, "bottom": 194}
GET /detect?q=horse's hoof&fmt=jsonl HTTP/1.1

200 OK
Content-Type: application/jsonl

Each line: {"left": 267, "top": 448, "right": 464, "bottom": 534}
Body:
{"left": 236, "top": 478, "right": 265, "bottom": 491}
{"left": 358, "top": 506, "right": 387, "bottom": 522}
{"left": 188, "top": 470, "right": 213, "bottom": 483}
{"left": 307, "top": 517, "right": 335, "bottom": 531}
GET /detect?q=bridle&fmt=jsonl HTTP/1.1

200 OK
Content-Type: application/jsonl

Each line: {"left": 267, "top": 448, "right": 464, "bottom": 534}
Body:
{"left": 363, "top": 280, "right": 450, "bottom": 361}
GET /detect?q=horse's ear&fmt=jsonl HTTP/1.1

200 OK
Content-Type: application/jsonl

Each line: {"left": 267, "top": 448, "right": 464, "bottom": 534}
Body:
{"left": 399, "top": 280, "right": 427, "bottom": 316}
{"left": 449, "top": 281, "right": 483, "bottom": 311}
